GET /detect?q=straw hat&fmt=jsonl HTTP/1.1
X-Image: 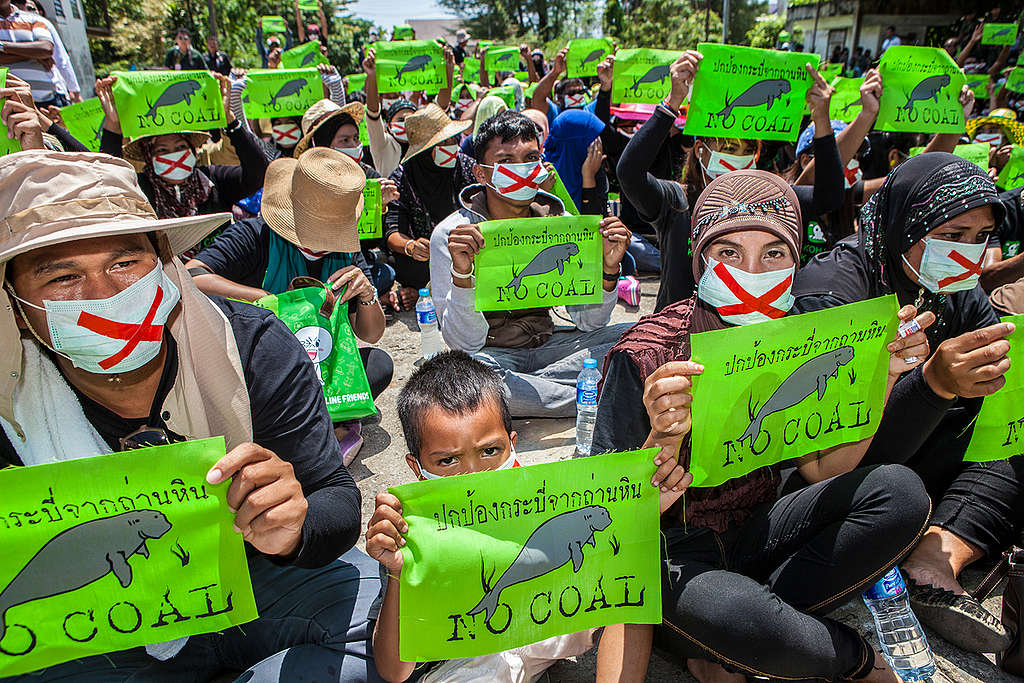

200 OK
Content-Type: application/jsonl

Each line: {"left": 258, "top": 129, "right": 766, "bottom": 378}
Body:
{"left": 401, "top": 103, "right": 472, "bottom": 163}
{"left": 259, "top": 148, "right": 365, "bottom": 254}
{"left": 0, "top": 150, "right": 230, "bottom": 265}
{"left": 966, "top": 107, "right": 1024, "bottom": 146}
{"left": 294, "top": 99, "right": 366, "bottom": 156}
{"left": 122, "top": 131, "right": 212, "bottom": 164}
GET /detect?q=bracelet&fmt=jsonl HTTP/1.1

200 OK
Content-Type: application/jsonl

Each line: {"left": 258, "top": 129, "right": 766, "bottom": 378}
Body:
{"left": 404, "top": 240, "right": 415, "bottom": 257}
{"left": 359, "top": 289, "right": 379, "bottom": 306}
{"left": 451, "top": 262, "right": 474, "bottom": 279}
{"left": 602, "top": 264, "right": 622, "bottom": 282}
{"left": 660, "top": 97, "right": 678, "bottom": 115}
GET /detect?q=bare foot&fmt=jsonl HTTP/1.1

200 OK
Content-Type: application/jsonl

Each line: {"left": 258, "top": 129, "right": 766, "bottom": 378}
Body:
{"left": 398, "top": 286, "right": 419, "bottom": 310}
{"left": 861, "top": 650, "right": 901, "bottom": 683}
{"left": 901, "top": 526, "right": 982, "bottom": 596}
{"left": 686, "top": 658, "right": 745, "bottom": 683}
{"left": 333, "top": 424, "right": 350, "bottom": 442}
{"left": 380, "top": 290, "right": 401, "bottom": 312}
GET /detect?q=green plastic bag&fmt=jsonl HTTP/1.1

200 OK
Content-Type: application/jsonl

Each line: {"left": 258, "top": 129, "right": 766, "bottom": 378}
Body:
{"left": 255, "top": 283, "right": 376, "bottom": 421}
{"left": 112, "top": 70, "right": 225, "bottom": 139}
{"left": 242, "top": 68, "right": 321, "bottom": 119}
{"left": 374, "top": 40, "right": 446, "bottom": 94}
{"left": 280, "top": 41, "right": 328, "bottom": 69}
{"left": 566, "top": 38, "right": 613, "bottom": 78}
{"left": 1, "top": 69, "right": 22, "bottom": 157}
{"left": 876, "top": 46, "right": 965, "bottom": 134}
{"left": 59, "top": 97, "right": 105, "bottom": 152}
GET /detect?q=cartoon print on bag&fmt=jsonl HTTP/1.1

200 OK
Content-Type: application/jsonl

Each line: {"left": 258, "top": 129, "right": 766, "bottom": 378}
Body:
{"left": 295, "top": 326, "right": 334, "bottom": 386}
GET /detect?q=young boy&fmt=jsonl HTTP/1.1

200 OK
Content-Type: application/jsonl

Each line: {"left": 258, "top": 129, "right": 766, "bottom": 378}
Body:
{"left": 365, "top": 351, "right": 688, "bottom": 682}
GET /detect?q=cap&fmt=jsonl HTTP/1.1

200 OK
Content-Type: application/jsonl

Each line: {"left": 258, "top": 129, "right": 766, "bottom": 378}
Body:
{"left": 796, "top": 119, "right": 847, "bottom": 157}
{"left": 583, "top": 358, "right": 598, "bottom": 368}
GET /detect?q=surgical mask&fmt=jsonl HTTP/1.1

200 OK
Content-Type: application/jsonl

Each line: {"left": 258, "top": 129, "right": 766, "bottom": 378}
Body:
{"left": 432, "top": 143, "right": 459, "bottom": 168}
{"left": 902, "top": 237, "right": 989, "bottom": 293}
{"left": 697, "top": 258, "right": 795, "bottom": 326}
{"left": 298, "top": 246, "right": 329, "bottom": 261}
{"left": 9, "top": 263, "right": 181, "bottom": 374}
{"left": 334, "top": 145, "right": 363, "bottom": 162}
{"left": 380, "top": 96, "right": 398, "bottom": 110}
{"left": 974, "top": 131, "right": 1003, "bottom": 147}
{"left": 151, "top": 148, "right": 196, "bottom": 181}
{"left": 271, "top": 123, "right": 300, "bottom": 147}
{"left": 418, "top": 446, "right": 521, "bottom": 480}
{"left": 454, "top": 97, "right": 473, "bottom": 114}
{"left": 390, "top": 121, "right": 408, "bottom": 142}
{"left": 699, "top": 149, "right": 755, "bottom": 180}
{"left": 480, "top": 161, "right": 549, "bottom": 201}
{"left": 563, "top": 92, "right": 588, "bottom": 108}
{"left": 844, "top": 158, "right": 863, "bottom": 189}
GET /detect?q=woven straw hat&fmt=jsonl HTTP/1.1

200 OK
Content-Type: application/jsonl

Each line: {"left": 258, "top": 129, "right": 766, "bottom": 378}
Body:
{"left": 401, "top": 103, "right": 472, "bottom": 163}
{"left": 122, "top": 131, "right": 212, "bottom": 163}
{"left": 966, "top": 107, "right": 1024, "bottom": 146}
{"left": 294, "top": 99, "right": 366, "bottom": 156}
{"left": 260, "top": 147, "right": 365, "bottom": 253}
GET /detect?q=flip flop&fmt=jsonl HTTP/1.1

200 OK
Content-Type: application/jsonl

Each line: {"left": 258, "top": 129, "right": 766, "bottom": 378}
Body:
{"left": 335, "top": 421, "right": 364, "bottom": 467}
{"left": 907, "top": 577, "right": 1011, "bottom": 653}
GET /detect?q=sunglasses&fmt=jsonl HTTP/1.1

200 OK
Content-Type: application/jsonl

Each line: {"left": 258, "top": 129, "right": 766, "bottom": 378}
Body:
{"left": 119, "top": 426, "right": 171, "bottom": 452}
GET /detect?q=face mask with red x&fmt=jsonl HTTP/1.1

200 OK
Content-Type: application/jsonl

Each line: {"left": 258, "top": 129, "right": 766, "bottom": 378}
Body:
{"left": 432, "top": 143, "right": 459, "bottom": 168}
{"left": 152, "top": 148, "right": 196, "bottom": 181}
{"left": 699, "top": 149, "right": 755, "bottom": 180}
{"left": 902, "top": 237, "right": 988, "bottom": 294}
{"left": 563, "top": 92, "right": 588, "bottom": 108}
{"left": 697, "top": 259, "right": 796, "bottom": 326}
{"left": 9, "top": 263, "right": 181, "bottom": 374}
{"left": 271, "top": 123, "right": 301, "bottom": 148}
{"left": 480, "top": 161, "right": 549, "bottom": 201}
{"left": 390, "top": 122, "right": 409, "bottom": 142}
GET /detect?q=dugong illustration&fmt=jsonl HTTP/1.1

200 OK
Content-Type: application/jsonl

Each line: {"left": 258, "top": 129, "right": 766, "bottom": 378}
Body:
{"left": 300, "top": 51, "right": 319, "bottom": 67}
{"left": 0, "top": 510, "right": 172, "bottom": 641}
{"left": 993, "top": 27, "right": 1013, "bottom": 38}
{"left": 467, "top": 505, "right": 612, "bottom": 622}
{"left": 630, "top": 65, "right": 670, "bottom": 94}
{"left": 902, "top": 74, "right": 950, "bottom": 112}
{"left": 144, "top": 80, "right": 202, "bottom": 120}
{"left": 506, "top": 242, "right": 580, "bottom": 294}
{"left": 738, "top": 346, "right": 855, "bottom": 446}
{"left": 716, "top": 79, "right": 792, "bottom": 119}
{"left": 579, "top": 49, "right": 605, "bottom": 70}
{"left": 269, "top": 78, "right": 307, "bottom": 106}
{"left": 396, "top": 55, "right": 432, "bottom": 81}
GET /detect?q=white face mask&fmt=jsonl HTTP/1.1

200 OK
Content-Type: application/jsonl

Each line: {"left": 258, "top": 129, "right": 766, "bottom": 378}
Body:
{"left": 297, "top": 245, "right": 329, "bottom": 261}
{"left": 10, "top": 263, "right": 181, "bottom": 374}
{"left": 390, "top": 121, "right": 408, "bottom": 142}
{"left": 564, "top": 93, "right": 588, "bottom": 108}
{"left": 151, "top": 148, "right": 196, "bottom": 181}
{"left": 697, "top": 258, "right": 795, "bottom": 325}
{"left": 380, "top": 96, "right": 398, "bottom": 111}
{"left": 844, "top": 158, "right": 863, "bottom": 189}
{"left": 699, "top": 149, "right": 756, "bottom": 180}
{"left": 481, "top": 161, "right": 549, "bottom": 201}
{"left": 974, "top": 131, "right": 1003, "bottom": 147}
{"left": 334, "top": 145, "right": 363, "bottom": 162}
{"left": 271, "top": 123, "right": 300, "bottom": 147}
{"left": 903, "top": 237, "right": 989, "bottom": 293}
{"left": 418, "top": 446, "right": 520, "bottom": 480}
{"left": 454, "top": 97, "right": 473, "bottom": 114}
{"left": 432, "top": 143, "right": 459, "bottom": 168}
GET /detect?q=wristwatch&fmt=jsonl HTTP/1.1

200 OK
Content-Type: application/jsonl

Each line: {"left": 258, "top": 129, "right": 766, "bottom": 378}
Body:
{"left": 359, "top": 289, "right": 380, "bottom": 306}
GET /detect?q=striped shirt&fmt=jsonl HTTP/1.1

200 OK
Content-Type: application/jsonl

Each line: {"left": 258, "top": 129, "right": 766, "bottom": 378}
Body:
{"left": 0, "top": 7, "right": 55, "bottom": 102}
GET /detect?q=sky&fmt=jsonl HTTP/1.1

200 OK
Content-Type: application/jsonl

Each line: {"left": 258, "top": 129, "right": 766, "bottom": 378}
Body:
{"left": 346, "top": 0, "right": 456, "bottom": 28}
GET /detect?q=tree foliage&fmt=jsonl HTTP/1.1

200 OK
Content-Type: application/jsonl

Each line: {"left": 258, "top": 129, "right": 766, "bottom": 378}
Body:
{"left": 606, "top": 0, "right": 722, "bottom": 51}
{"left": 745, "top": 13, "right": 786, "bottom": 49}
{"left": 436, "top": 0, "right": 601, "bottom": 42}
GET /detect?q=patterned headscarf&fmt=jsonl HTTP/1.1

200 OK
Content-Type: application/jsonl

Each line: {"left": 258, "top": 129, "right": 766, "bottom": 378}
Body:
{"left": 141, "top": 136, "right": 212, "bottom": 220}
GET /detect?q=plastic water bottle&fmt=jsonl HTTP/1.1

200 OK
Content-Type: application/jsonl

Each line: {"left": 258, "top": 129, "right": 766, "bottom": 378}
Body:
{"left": 415, "top": 288, "right": 442, "bottom": 360}
{"left": 862, "top": 567, "right": 936, "bottom": 681}
{"left": 575, "top": 359, "right": 601, "bottom": 456}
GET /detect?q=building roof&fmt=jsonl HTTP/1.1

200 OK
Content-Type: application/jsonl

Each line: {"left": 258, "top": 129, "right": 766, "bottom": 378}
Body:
{"left": 406, "top": 18, "right": 463, "bottom": 43}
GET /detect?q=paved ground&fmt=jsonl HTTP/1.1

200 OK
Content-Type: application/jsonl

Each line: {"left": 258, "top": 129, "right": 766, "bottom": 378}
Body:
{"left": 352, "top": 274, "right": 1017, "bottom": 681}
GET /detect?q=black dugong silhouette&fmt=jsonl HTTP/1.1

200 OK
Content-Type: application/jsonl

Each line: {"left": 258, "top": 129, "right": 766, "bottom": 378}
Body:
{"left": 0, "top": 510, "right": 172, "bottom": 641}
{"left": 269, "top": 78, "right": 307, "bottom": 105}
{"left": 396, "top": 55, "right": 432, "bottom": 81}
{"left": 716, "top": 78, "right": 792, "bottom": 119}
{"left": 630, "top": 65, "right": 670, "bottom": 94}
{"left": 902, "top": 74, "right": 950, "bottom": 112}
{"left": 145, "top": 80, "right": 201, "bottom": 119}
{"left": 506, "top": 242, "right": 580, "bottom": 294}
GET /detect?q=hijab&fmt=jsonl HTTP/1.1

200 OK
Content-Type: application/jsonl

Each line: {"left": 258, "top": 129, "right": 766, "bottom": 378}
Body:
{"left": 544, "top": 109, "right": 605, "bottom": 210}
{"left": 141, "top": 137, "right": 211, "bottom": 220}
{"left": 473, "top": 96, "right": 508, "bottom": 137}
{"left": 403, "top": 145, "right": 463, "bottom": 225}
{"left": 857, "top": 152, "right": 1004, "bottom": 336}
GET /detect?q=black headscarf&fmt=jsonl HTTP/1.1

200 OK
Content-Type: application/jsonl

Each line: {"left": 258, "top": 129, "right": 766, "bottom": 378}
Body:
{"left": 403, "top": 149, "right": 463, "bottom": 225}
{"left": 857, "top": 151, "right": 1004, "bottom": 334}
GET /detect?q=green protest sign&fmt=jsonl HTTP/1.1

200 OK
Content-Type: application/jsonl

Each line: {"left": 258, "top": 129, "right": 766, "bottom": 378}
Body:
{"left": 684, "top": 43, "right": 816, "bottom": 142}
{"left": 297, "top": 0, "right": 318, "bottom": 11}
{"left": 998, "top": 145, "right": 1024, "bottom": 190}
{"left": 952, "top": 142, "right": 991, "bottom": 170}
{"left": 374, "top": 40, "right": 445, "bottom": 94}
{"left": 688, "top": 295, "right": 898, "bottom": 488}
{"left": 59, "top": 98, "right": 105, "bottom": 152}
{"left": 241, "top": 68, "right": 320, "bottom": 119}
{"left": 876, "top": 46, "right": 965, "bottom": 134}
{"left": 0, "top": 437, "right": 257, "bottom": 676}
{"left": 260, "top": 15, "right": 286, "bottom": 35}
{"left": 488, "top": 84, "right": 517, "bottom": 109}
{"left": 280, "top": 41, "right": 327, "bottom": 69}
{"left": 358, "top": 179, "right": 382, "bottom": 239}
{"left": 0, "top": 69, "right": 22, "bottom": 157}
{"left": 515, "top": 71, "right": 530, "bottom": 83}
{"left": 358, "top": 116, "right": 369, "bottom": 145}
{"left": 392, "top": 448, "right": 662, "bottom": 662}
{"left": 485, "top": 46, "right": 520, "bottom": 74}
{"left": 345, "top": 73, "right": 366, "bottom": 92}
{"left": 982, "top": 23, "right": 1018, "bottom": 46}
{"left": 611, "top": 48, "right": 680, "bottom": 104}
{"left": 964, "top": 73, "right": 990, "bottom": 99}
{"left": 828, "top": 76, "right": 864, "bottom": 122}
{"left": 475, "top": 215, "right": 602, "bottom": 311}
{"left": 566, "top": 38, "right": 613, "bottom": 78}
{"left": 462, "top": 57, "right": 481, "bottom": 84}
{"left": 964, "top": 314, "right": 1024, "bottom": 462}
{"left": 393, "top": 25, "right": 414, "bottom": 40}
{"left": 113, "top": 70, "right": 225, "bottom": 140}
{"left": 818, "top": 63, "right": 843, "bottom": 82}
{"left": 547, "top": 167, "right": 579, "bottom": 215}
{"left": 1006, "top": 67, "right": 1024, "bottom": 94}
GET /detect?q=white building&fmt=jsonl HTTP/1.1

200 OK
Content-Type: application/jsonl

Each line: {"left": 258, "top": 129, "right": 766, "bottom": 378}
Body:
{"left": 34, "top": 0, "right": 95, "bottom": 97}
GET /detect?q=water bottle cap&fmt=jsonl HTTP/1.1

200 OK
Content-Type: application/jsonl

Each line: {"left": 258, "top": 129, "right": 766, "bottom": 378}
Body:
{"left": 583, "top": 358, "right": 598, "bottom": 368}
{"left": 418, "top": 288, "right": 430, "bottom": 296}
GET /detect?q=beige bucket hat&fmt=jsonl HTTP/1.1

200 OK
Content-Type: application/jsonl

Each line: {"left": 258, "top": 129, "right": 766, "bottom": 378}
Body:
{"left": 401, "top": 103, "right": 472, "bottom": 163}
{"left": 260, "top": 147, "right": 365, "bottom": 254}
{"left": 294, "top": 99, "right": 366, "bottom": 156}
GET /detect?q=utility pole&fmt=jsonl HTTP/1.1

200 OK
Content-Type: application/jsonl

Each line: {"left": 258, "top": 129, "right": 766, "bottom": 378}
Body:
{"left": 722, "top": 0, "right": 730, "bottom": 43}
{"left": 810, "top": 0, "right": 821, "bottom": 56}
{"left": 704, "top": 0, "right": 710, "bottom": 42}
{"left": 206, "top": 0, "right": 219, "bottom": 39}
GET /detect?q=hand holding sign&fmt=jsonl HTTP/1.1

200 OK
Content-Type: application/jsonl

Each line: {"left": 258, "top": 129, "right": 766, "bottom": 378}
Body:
{"left": 206, "top": 442, "right": 308, "bottom": 557}
{"left": 859, "top": 68, "right": 883, "bottom": 119}
{"left": 596, "top": 54, "right": 614, "bottom": 91}
{"left": 449, "top": 223, "right": 484, "bottom": 281}
{"left": 887, "top": 304, "right": 934, "bottom": 376}
{"left": 0, "top": 89, "right": 43, "bottom": 150}
{"left": 600, "top": 215, "right": 631, "bottom": 280}
{"left": 804, "top": 63, "right": 835, "bottom": 123}
{"left": 667, "top": 50, "right": 701, "bottom": 111}
{"left": 922, "top": 322, "right": 1016, "bottom": 399}
{"left": 366, "top": 492, "right": 407, "bottom": 573}
{"left": 95, "top": 75, "right": 121, "bottom": 135}
{"left": 642, "top": 361, "right": 704, "bottom": 510}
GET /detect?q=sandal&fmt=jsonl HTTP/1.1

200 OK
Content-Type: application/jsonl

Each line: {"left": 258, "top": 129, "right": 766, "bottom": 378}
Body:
{"left": 906, "top": 577, "right": 1011, "bottom": 653}
{"left": 334, "top": 421, "right": 364, "bottom": 467}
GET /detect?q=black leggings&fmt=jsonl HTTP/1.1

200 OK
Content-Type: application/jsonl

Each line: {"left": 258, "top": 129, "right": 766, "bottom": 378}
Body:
{"left": 359, "top": 347, "right": 393, "bottom": 399}
{"left": 657, "top": 464, "right": 930, "bottom": 681}
{"left": 390, "top": 252, "right": 430, "bottom": 291}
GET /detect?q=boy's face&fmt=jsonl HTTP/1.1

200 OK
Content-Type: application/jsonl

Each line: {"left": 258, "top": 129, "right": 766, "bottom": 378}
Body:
{"left": 406, "top": 397, "right": 517, "bottom": 479}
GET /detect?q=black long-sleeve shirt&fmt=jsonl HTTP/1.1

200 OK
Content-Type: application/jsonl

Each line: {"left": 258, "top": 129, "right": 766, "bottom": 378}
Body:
{"left": 616, "top": 106, "right": 845, "bottom": 310}
{"left": 100, "top": 122, "right": 270, "bottom": 219}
